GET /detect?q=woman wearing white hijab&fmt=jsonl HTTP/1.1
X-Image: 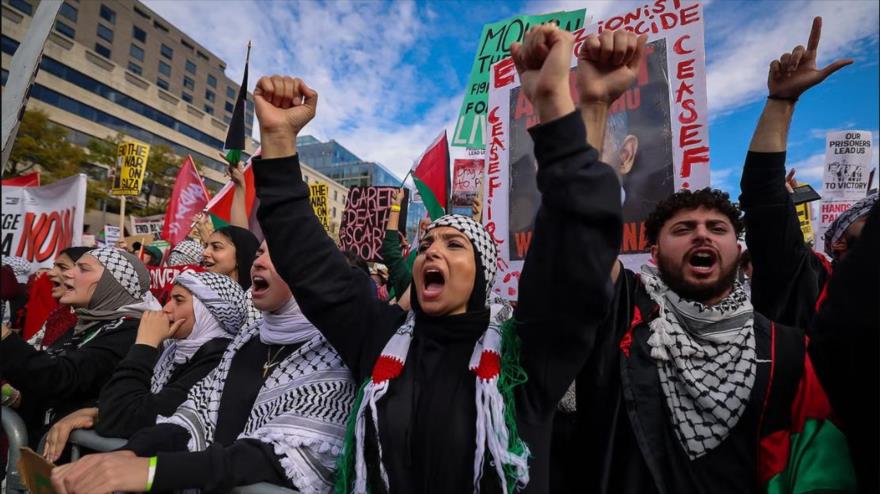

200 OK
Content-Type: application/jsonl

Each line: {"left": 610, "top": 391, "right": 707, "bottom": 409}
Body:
{"left": 53, "top": 242, "right": 355, "bottom": 494}
{"left": 42, "top": 270, "right": 247, "bottom": 462}
{"left": 1, "top": 247, "right": 160, "bottom": 446}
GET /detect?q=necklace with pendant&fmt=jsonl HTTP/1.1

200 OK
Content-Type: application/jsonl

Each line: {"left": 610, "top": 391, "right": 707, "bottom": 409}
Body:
{"left": 262, "top": 345, "right": 286, "bottom": 378}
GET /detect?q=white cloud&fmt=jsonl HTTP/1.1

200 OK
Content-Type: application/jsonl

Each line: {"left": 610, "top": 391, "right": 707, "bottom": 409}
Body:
{"left": 706, "top": 0, "right": 879, "bottom": 115}
{"left": 143, "top": 0, "right": 455, "bottom": 178}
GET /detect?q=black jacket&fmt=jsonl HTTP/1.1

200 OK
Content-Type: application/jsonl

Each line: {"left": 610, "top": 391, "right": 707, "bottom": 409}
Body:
{"left": 740, "top": 151, "right": 830, "bottom": 330}
{"left": 253, "top": 110, "right": 622, "bottom": 493}
{"left": 95, "top": 338, "right": 229, "bottom": 438}
{"left": 0, "top": 317, "right": 138, "bottom": 439}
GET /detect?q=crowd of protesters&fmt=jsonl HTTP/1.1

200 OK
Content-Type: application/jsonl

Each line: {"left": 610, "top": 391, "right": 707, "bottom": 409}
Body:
{"left": 0, "top": 16, "right": 877, "bottom": 494}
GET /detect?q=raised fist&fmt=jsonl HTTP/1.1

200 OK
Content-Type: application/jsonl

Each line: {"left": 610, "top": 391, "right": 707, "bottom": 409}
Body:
{"left": 577, "top": 29, "right": 647, "bottom": 105}
{"left": 767, "top": 17, "right": 852, "bottom": 100}
{"left": 254, "top": 75, "right": 318, "bottom": 141}
{"left": 510, "top": 24, "right": 576, "bottom": 123}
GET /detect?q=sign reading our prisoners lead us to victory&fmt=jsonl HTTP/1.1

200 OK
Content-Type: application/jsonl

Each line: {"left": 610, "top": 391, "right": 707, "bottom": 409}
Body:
{"left": 823, "top": 130, "right": 872, "bottom": 201}
{"left": 112, "top": 141, "right": 151, "bottom": 196}
{"left": 339, "top": 186, "right": 408, "bottom": 263}
{"left": 309, "top": 183, "right": 330, "bottom": 232}
{"left": 486, "top": 0, "right": 709, "bottom": 300}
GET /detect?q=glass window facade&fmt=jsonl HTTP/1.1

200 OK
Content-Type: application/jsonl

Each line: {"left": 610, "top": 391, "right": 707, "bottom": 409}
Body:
{"left": 133, "top": 26, "right": 147, "bottom": 43}
{"left": 183, "top": 76, "right": 194, "bottom": 90}
{"left": 96, "top": 24, "right": 113, "bottom": 43}
{"left": 156, "top": 78, "right": 169, "bottom": 90}
{"left": 158, "top": 61, "right": 171, "bottom": 77}
{"left": 205, "top": 90, "right": 214, "bottom": 102}
{"left": 99, "top": 5, "right": 115, "bottom": 24}
{"left": 185, "top": 60, "right": 196, "bottom": 74}
{"left": 55, "top": 21, "right": 76, "bottom": 39}
{"left": 160, "top": 44, "right": 173, "bottom": 59}
{"left": 94, "top": 43, "right": 111, "bottom": 58}
{"left": 182, "top": 92, "right": 193, "bottom": 103}
{"left": 59, "top": 2, "right": 77, "bottom": 22}
{"left": 207, "top": 74, "right": 217, "bottom": 88}
{"left": 127, "top": 61, "right": 142, "bottom": 75}
{"left": 9, "top": 0, "right": 33, "bottom": 16}
{"left": 130, "top": 44, "right": 145, "bottom": 62}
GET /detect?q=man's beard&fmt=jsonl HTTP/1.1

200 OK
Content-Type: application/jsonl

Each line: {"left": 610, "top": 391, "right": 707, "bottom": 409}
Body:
{"left": 656, "top": 253, "right": 739, "bottom": 304}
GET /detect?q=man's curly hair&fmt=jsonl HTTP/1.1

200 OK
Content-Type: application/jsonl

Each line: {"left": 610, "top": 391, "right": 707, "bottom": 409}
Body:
{"left": 645, "top": 188, "right": 744, "bottom": 245}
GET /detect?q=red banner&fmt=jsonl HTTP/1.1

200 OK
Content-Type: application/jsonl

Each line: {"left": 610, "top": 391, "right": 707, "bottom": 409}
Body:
{"left": 148, "top": 264, "right": 201, "bottom": 303}
{"left": 1, "top": 172, "right": 40, "bottom": 187}
{"left": 162, "top": 156, "right": 210, "bottom": 245}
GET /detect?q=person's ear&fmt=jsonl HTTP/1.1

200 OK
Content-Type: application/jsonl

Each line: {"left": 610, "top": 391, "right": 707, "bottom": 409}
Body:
{"left": 618, "top": 134, "right": 639, "bottom": 175}
{"left": 650, "top": 244, "right": 659, "bottom": 263}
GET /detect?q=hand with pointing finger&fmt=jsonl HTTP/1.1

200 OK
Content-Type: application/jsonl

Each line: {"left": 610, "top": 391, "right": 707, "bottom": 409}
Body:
{"left": 768, "top": 16, "right": 852, "bottom": 101}
{"left": 135, "top": 311, "right": 186, "bottom": 348}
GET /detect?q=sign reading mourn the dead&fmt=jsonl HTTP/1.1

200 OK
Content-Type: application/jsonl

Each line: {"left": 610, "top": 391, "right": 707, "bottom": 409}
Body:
{"left": 339, "top": 186, "right": 408, "bottom": 262}
{"left": 309, "top": 183, "right": 330, "bottom": 232}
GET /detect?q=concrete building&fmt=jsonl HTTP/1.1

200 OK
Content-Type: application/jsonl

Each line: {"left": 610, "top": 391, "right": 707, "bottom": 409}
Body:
{"left": 1, "top": 0, "right": 348, "bottom": 234}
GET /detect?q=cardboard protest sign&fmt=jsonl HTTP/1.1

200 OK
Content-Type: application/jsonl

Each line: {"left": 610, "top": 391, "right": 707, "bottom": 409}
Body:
{"left": 309, "top": 183, "right": 330, "bottom": 232}
{"left": 16, "top": 447, "right": 56, "bottom": 494}
{"left": 451, "top": 9, "right": 587, "bottom": 149}
{"left": 451, "top": 158, "right": 485, "bottom": 216}
{"left": 131, "top": 214, "right": 165, "bottom": 237}
{"left": 103, "top": 225, "right": 121, "bottom": 246}
{"left": 111, "top": 140, "right": 151, "bottom": 196}
{"left": 485, "top": 0, "right": 708, "bottom": 299}
{"left": 1, "top": 174, "right": 86, "bottom": 268}
{"left": 796, "top": 202, "right": 815, "bottom": 244}
{"left": 339, "top": 186, "right": 408, "bottom": 262}
{"left": 822, "top": 130, "right": 872, "bottom": 200}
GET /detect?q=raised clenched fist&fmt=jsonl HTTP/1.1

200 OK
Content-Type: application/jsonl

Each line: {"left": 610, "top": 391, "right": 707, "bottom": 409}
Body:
{"left": 510, "top": 24, "right": 577, "bottom": 123}
{"left": 576, "top": 29, "right": 647, "bottom": 106}
{"left": 254, "top": 75, "right": 318, "bottom": 158}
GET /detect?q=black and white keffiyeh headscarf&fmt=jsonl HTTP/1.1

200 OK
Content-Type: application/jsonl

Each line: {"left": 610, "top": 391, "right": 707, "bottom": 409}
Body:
{"left": 823, "top": 192, "right": 878, "bottom": 257}
{"left": 74, "top": 248, "right": 160, "bottom": 335}
{"left": 150, "top": 271, "right": 247, "bottom": 392}
{"left": 339, "top": 214, "right": 530, "bottom": 494}
{"left": 166, "top": 239, "right": 204, "bottom": 267}
{"left": 2, "top": 256, "right": 32, "bottom": 283}
{"left": 640, "top": 264, "right": 756, "bottom": 459}
{"left": 157, "top": 318, "right": 355, "bottom": 493}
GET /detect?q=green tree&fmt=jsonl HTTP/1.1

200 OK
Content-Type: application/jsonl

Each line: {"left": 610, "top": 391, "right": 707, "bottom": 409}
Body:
{"left": 5, "top": 109, "right": 86, "bottom": 181}
{"left": 86, "top": 134, "right": 189, "bottom": 216}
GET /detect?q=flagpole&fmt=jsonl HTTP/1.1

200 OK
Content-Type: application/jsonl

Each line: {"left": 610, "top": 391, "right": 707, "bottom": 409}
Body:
{"left": 399, "top": 169, "right": 412, "bottom": 188}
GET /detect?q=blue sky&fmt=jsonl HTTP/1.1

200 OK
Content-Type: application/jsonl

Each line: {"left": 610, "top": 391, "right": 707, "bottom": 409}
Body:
{"left": 145, "top": 0, "right": 879, "bottom": 198}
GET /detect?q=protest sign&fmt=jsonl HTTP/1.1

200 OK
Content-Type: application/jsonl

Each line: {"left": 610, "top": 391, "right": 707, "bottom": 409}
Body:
{"left": 131, "top": 214, "right": 165, "bottom": 237}
{"left": 817, "top": 199, "right": 859, "bottom": 244}
{"left": 451, "top": 9, "right": 587, "bottom": 149}
{"left": 103, "top": 225, "right": 121, "bottom": 246}
{"left": 822, "top": 130, "right": 872, "bottom": 200}
{"left": 796, "top": 202, "right": 815, "bottom": 244}
{"left": 451, "top": 158, "right": 485, "bottom": 216}
{"left": 162, "top": 156, "right": 211, "bottom": 245}
{"left": 111, "top": 140, "right": 151, "bottom": 196}
{"left": 309, "top": 183, "right": 330, "bottom": 232}
{"left": 1, "top": 172, "right": 40, "bottom": 187}
{"left": 339, "top": 186, "right": 408, "bottom": 262}
{"left": 148, "top": 264, "right": 199, "bottom": 302}
{"left": 16, "top": 447, "right": 56, "bottom": 494}
{"left": 1, "top": 174, "right": 86, "bottom": 268}
{"left": 485, "top": 0, "right": 708, "bottom": 299}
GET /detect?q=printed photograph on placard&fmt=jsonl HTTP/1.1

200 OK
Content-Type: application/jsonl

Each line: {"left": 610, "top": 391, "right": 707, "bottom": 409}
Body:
{"left": 507, "top": 39, "right": 673, "bottom": 260}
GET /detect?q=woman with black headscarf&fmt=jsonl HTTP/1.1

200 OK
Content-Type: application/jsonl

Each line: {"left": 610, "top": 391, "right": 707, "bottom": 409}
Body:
{"left": 248, "top": 57, "right": 620, "bottom": 492}
{"left": 25, "top": 247, "right": 91, "bottom": 350}
{"left": 201, "top": 225, "right": 259, "bottom": 290}
{"left": 1, "top": 247, "right": 161, "bottom": 445}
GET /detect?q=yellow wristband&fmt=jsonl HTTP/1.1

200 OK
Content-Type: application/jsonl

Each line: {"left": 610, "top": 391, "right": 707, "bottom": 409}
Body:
{"left": 146, "top": 456, "right": 157, "bottom": 491}
{"left": 390, "top": 205, "right": 401, "bottom": 212}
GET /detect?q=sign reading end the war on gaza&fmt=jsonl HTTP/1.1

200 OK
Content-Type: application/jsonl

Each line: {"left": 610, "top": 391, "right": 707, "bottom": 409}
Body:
{"left": 112, "top": 140, "right": 150, "bottom": 196}
{"left": 451, "top": 9, "right": 587, "bottom": 149}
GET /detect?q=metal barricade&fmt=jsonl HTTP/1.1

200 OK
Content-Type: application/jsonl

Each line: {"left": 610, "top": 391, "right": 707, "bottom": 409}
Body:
{"left": 1, "top": 406, "right": 29, "bottom": 493}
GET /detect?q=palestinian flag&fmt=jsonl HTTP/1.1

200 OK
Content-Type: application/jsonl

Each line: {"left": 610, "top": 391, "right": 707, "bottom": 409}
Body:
{"left": 205, "top": 149, "right": 261, "bottom": 238}
{"left": 410, "top": 130, "right": 449, "bottom": 221}
{"left": 223, "top": 42, "right": 251, "bottom": 166}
